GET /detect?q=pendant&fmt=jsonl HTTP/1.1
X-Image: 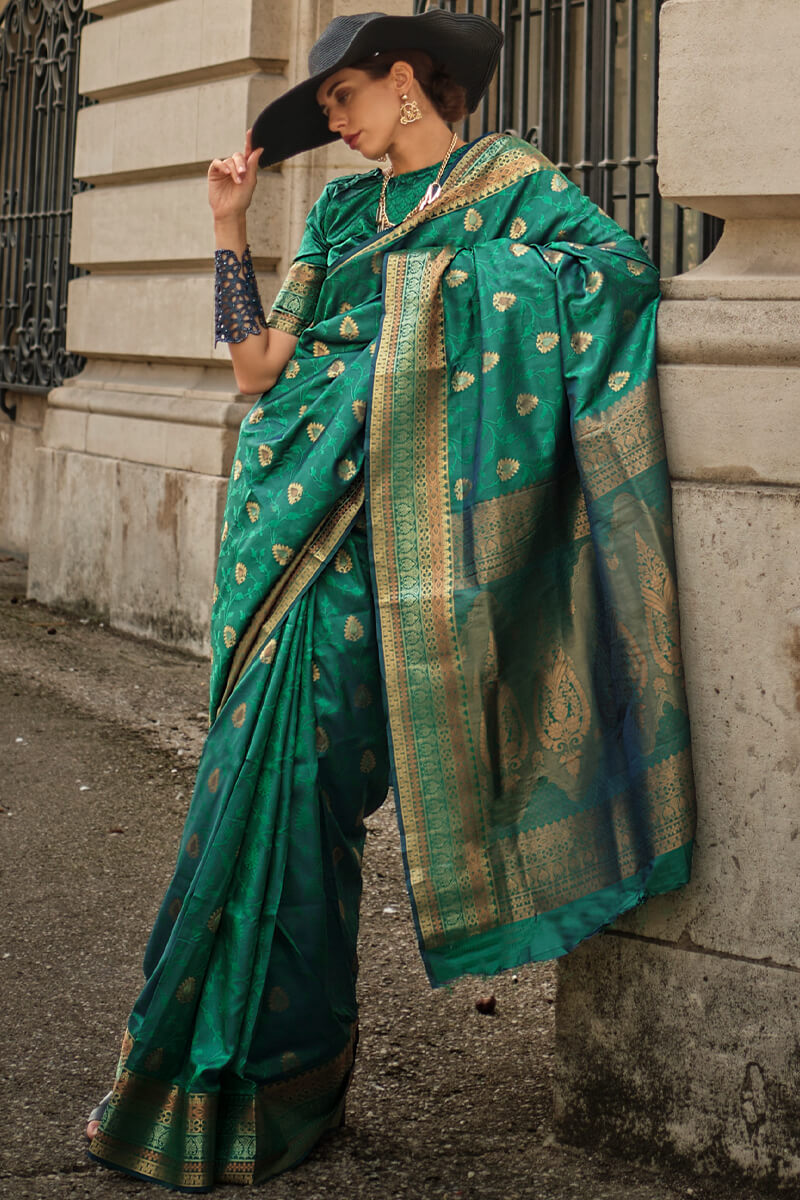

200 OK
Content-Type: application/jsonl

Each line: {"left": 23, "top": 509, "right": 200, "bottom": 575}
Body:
{"left": 418, "top": 181, "right": 443, "bottom": 213}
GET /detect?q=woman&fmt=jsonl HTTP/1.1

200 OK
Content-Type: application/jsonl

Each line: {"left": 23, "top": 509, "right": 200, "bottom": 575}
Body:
{"left": 86, "top": 9, "right": 696, "bottom": 1192}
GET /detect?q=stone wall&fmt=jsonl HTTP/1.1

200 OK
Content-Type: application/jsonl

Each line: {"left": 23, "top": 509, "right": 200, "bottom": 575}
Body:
{"left": 554, "top": 0, "right": 800, "bottom": 1187}
{"left": 20, "top": 0, "right": 403, "bottom": 652}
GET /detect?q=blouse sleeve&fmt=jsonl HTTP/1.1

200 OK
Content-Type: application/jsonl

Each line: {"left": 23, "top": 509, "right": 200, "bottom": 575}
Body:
{"left": 265, "top": 189, "right": 329, "bottom": 338}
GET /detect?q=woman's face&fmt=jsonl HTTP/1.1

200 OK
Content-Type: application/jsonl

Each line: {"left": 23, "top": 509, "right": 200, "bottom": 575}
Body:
{"left": 316, "top": 67, "right": 408, "bottom": 160}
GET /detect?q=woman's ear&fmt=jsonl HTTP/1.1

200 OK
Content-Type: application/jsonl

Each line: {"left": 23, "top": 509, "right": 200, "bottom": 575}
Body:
{"left": 389, "top": 60, "right": 415, "bottom": 96}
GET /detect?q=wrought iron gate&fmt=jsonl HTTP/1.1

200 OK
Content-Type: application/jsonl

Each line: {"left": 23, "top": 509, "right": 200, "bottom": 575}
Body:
{"left": 413, "top": 0, "right": 722, "bottom": 275}
{"left": 0, "top": 0, "right": 93, "bottom": 420}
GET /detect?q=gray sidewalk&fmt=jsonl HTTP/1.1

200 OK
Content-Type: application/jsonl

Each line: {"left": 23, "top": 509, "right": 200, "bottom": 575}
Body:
{"left": 0, "top": 554, "right": 767, "bottom": 1200}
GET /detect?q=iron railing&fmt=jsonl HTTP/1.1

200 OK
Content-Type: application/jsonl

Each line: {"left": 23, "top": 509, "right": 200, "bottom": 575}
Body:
{"left": 414, "top": 0, "right": 722, "bottom": 275}
{"left": 0, "top": 0, "right": 93, "bottom": 420}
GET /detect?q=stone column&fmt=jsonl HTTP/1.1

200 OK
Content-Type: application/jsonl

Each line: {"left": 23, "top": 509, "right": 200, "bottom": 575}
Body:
{"left": 27, "top": 0, "right": 404, "bottom": 653}
{"left": 553, "top": 0, "right": 800, "bottom": 1186}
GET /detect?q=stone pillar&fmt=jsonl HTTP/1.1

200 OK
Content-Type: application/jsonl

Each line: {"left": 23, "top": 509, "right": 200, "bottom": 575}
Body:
{"left": 27, "top": 0, "right": 404, "bottom": 653}
{"left": 553, "top": 0, "right": 800, "bottom": 1187}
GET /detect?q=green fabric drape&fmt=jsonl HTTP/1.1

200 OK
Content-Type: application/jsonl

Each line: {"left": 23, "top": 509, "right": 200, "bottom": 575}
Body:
{"left": 88, "top": 133, "right": 695, "bottom": 1191}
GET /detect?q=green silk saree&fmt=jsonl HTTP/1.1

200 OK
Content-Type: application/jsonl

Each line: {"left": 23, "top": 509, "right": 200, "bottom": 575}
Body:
{"left": 88, "top": 134, "right": 695, "bottom": 1191}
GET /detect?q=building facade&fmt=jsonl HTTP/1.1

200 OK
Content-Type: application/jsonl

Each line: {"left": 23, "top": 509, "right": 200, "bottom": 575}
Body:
{"left": 1, "top": 0, "right": 799, "bottom": 1188}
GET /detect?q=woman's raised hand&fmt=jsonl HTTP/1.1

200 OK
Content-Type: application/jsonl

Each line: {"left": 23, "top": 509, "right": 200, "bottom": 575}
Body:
{"left": 208, "top": 128, "right": 263, "bottom": 221}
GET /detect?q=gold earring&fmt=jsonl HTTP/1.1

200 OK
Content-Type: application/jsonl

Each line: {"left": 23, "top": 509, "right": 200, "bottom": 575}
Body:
{"left": 399, "top": 94, "right": 422, "bottom": 125}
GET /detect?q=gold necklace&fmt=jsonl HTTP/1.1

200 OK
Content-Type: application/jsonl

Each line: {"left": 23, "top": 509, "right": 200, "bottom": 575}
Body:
{"left": 376, "top": 132, "right": 459, "bottom": 232}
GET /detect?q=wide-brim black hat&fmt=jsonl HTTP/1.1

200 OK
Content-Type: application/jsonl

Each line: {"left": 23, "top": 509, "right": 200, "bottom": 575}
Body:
{"left": 252, "top": 9, "right": 504, "bottom": 168}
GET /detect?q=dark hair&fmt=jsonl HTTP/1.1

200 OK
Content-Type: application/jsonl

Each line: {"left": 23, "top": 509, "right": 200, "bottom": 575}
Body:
{"left": 355, "top": 49, "right": 469, "bottom": 124}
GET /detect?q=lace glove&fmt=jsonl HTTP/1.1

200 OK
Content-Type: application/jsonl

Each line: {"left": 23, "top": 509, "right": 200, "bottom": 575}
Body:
{"left": 214, "top": 244, "right": 267, "bottom": 346}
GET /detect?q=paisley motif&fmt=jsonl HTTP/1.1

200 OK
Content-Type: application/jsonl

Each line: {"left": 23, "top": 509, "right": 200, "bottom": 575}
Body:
{"left": 534, "top": 648, "right": 590, "bottom": 777}
{"left": 636, "top": 532, "right": 682, "bottom": 676}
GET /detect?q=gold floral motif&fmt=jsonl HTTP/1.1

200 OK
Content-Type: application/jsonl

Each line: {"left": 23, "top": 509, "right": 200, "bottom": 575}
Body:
{"left": 568, "top": 242, "right": 586, "bottom": 250}
{"left": 272, "top": 543, "right": 294, "bottom": 566}
{"left": 186, "top": 833, "right": 200, "bottom": 858}
{"left": 259, "top": 639, "right": 277, "bottom": 665}
{"left": 233, "top": 459, "right": 242, "bottom": 480}
{"left": 315, "top": 726, "right": 330, "bottom": 754}
{"left": 542, "top": 249, "right": 564, "bottom": 265}
{"left": 207, "top": 767, "right": 220, "bottom": 793}
{"left": 312, "top": 341, "right": 329, "bottom": 357}
{"left": 328, "top": 359, "right": 346, "bottom": 379}
{"left": 608, "top": 371, "right": 631, "bottom": 392}
{"left": 232, "top": 702, "right": 247, "bottom": 728}
{"left": 626, "top": 259, "right": 646, "bottom": 276}
{"left": 169, "top": 896, "right": 182, "bottom": 921}
{"left": 354, "top": 684, "right": 372, "bottom": 708}
{"left": 550, "top": 173, "right": 568, "bottom": 191}
{"left": 509, "top": 216, "right": 527, "bottom": 238}
{"left": 371, "top": 252, "right": 383, "bottom": 276}
{"left": 337, "top": 458, "right": 357, "bottom": 481}
{"left": 334, "top": 548, "right": 353, "bottom": 573}
{"left": 248, "top": 407, "right": 264, "bottom": 425}
{"left": 516, "top": 393, "right": 539, "bottom": 415}
{"left": 281, "top": 1051, "right": 301, "bottom": 1074}
{"left": 234, "top": 561, "right": 247, "bottom": 584}
{"left": 339, "top": 302, "right": 353, "bottom": 313}
{"left": 510, "top": 243, "right": 530, "bottom": 257}
{"left": 340, "top": 315, "right": 359, "bottom": 340}
{"left": 636, "top": 532, "right": 682, "bottom": 676}
{"left": 454, "top": 477, "right": 472, "bottom": 500}
{"left": 175, "top": 977, "right": 196, "bottom": 1005}
{"left": 369, "top": 342, "right": 377, "bottom": 355}
{"left": 298, "top": 404, "right": 308, "bottom": 416}
{"left": 269, "top": 986, "right": 290, "bottom": 1012}
{"left": 496, "top": 457, "right": 520, "bottom": 482}
{"left": 536, "top": 332, "right": 560, "bottom": 353}
{"left": 534, "top": 648, "right": 590, "bottom": 777}
{"left": 246, "top": 500, "right": 260, "bottom": 522}
{"left": 600, "top": 240, "right": 618, "bottom": 249}
{"left": 586, "top": 270, "right": 604, "bottom": 294}
{"left": 570, "top": 331, "right": 593, "bottom": 354}
{"left": 257, "top": 444, "right": 273, "bottom": 467}
{"left": 284, "top": 360, "right": 300, "bottom": 380}
{"left": 212, "top": 583, "right": 219, "bottom": 604}
{"left": 452, "top": 370, "right": 475, "bottom": 392}
{"left": 288, "top": 482, "right": 303, "bottom": 505}
{"left": 445, "top": 268, "right": 469, "bottom": 288}
{"left": 464, "top": 208, "right": 483, "bottom": 231}
{"left": 144, "top": 1048, "right": 163, "bottom": 1072}
{"left": 352, "top": 399, "right": 366, "bottom": 424}
{"left": 344, "top": 615, "right": 364, "bottom": 642}
{"left": 493, "top": 291, "right": 517, "bottom": 312}
{"left": 207, "top": 907, "right": 222, "bottom": 933}
{"left": 307, "top": 422, "right": 325, "bottom": 442}
{"left": 360, "top": 749, "right": 376, "bottom": 774}
{"left": 223, "top": 625, "right": 237, "bottom": 648}
{"left": 221, "top": 521, "right": 228, "bottom": 543}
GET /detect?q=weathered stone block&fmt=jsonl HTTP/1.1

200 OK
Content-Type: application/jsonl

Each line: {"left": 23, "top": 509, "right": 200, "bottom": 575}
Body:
{"left": 28, "top": 447, "right": 227, "bottom": 653}
{"left": 555, "top": 934, "right": 800, "bottom": 1188}
{"left": 659, "top": 0, "right": 800, "bottom": 218}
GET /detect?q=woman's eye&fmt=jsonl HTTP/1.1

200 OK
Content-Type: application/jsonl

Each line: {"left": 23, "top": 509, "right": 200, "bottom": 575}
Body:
{"left": 337, "top": 91, "right": 350, "bottom": 104}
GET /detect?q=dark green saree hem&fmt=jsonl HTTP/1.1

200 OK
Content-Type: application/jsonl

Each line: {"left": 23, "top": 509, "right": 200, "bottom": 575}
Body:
{"left": 422, "top": 843, "right": 693, "bottom": 984}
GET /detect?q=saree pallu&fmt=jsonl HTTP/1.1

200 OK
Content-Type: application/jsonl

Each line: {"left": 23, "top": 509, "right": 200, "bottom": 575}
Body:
{"left": 88, "top": 133, "right": 696, "bottom": 1190}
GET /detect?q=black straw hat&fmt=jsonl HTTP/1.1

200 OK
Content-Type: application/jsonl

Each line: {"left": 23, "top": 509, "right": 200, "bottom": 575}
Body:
{"left": 252, "top": 9, "right": 504, "bottom": 168}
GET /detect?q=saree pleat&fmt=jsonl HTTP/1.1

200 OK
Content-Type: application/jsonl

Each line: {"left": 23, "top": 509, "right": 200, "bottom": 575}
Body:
{"left": 88, "top": 525, "right": 389, "bottom": 1191}
{"left": 89, "top": 132, "right": 695, "bottom": 1190}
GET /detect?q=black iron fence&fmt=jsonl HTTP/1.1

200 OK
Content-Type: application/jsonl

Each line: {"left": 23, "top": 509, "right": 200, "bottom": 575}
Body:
{"left": 414, "top": 0, "right": 722, "bottom": 275}
{"left": 0, "top": 0, "right": 93, "bottom": 420}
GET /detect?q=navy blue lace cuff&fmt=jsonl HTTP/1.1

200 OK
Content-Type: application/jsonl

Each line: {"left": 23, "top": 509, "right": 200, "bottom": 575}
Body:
{"left": 214, "top": 245, "right": 267, "bottom": 346}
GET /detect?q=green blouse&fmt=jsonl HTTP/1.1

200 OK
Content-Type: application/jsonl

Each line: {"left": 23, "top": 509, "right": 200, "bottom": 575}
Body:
{"left": 266, "top": 144, "right": 470, "bottom": 337}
